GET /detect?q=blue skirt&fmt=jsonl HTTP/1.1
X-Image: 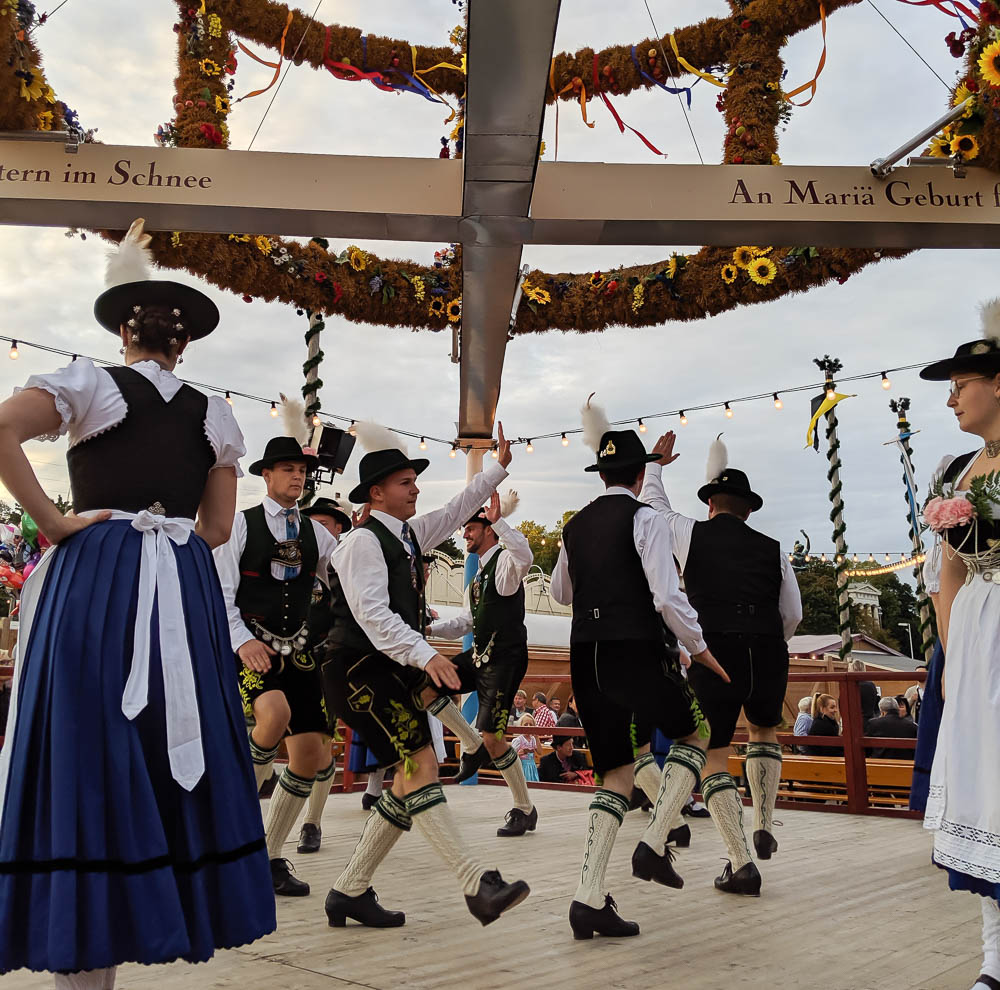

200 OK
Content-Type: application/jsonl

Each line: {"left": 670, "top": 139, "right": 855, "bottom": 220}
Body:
{"left": 910, "top": 641, "right": 945, "bottom": 814}
{"left": 0, "top": 521, "right": 276, "bottom": 974}
{"left": 521, "top": 756, "right": 540, "bottom": 783}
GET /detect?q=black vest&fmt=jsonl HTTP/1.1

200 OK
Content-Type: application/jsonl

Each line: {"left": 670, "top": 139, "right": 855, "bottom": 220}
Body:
{"left": 683, "top": 514, "right": 783, "bottom": 636}
{"left": 327, "top": 517, "right": 424, "bottom": 653}
{"left": 67, "top": 366, "right": 215, "bottom": 519}
{"left": 235, "top": 504, "right": 318, "bottom": 637}
{"left": 561, "top": 494, "right": 664, "bottom": 643}
{"left": 307, "top": 580, "right": 333, "bottom": 649}
{"left": 470, "top": 547, "right": 527, "bottom": 650}
{"left": 940, "top": 450, "right": 1000, "bottom": 553}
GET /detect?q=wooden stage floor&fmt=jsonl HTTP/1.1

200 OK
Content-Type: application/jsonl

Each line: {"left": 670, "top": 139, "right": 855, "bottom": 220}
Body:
{"left": 8, "top": 787, "right": 983, "bottom": 990}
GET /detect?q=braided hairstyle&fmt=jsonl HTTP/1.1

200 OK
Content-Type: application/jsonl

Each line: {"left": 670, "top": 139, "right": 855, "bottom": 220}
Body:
{"left": 123, "top": 304, "right": 191, "bottom": 358}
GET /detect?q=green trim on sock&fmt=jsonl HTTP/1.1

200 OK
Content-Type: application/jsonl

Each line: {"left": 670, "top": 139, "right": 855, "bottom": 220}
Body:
{"left": 702, "top": 771, "right": 738, "bottom": 804}
{"left": 633, "top": 752, "right": 657, "bottom": 776}
{"left": 666, "top": 742, "right": 706, "bottom": 778}
{"left": 492, "top": 746, "right": 519, "bottom": 772}
{"left": 248, "top": 734, "right": 279, "bottom": 765}
{"left": 278, "top": 766, "right": 316, "bottom": 798}
{"left": 315, "top": 758, "right": 337, "bottom": 782}
{"left": 589, "top": 788, "right": 630, "bottom": 825}
{"left": 404, "top": 782, "right": 448, "bottom": 817}
{"left": 375, "top": 791, "right": 412, "bottom": 831}
{"left": 746, "top": 742, "right": 783, "bottom": 762}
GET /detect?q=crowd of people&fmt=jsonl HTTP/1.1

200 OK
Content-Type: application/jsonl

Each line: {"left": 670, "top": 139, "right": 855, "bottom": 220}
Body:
{"left": 0, "top": 224, "right": 996, "bottom": 990}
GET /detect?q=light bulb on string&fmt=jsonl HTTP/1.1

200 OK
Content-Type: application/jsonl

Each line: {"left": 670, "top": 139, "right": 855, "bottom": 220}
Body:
{"left": 270, "top": 401, "right": 278, "bottom": 418}
{"left": 491, "top": 446, "right": 499, "bottom": 459}
{"left": 449, "top": 444, "right": 457, "bottom": 459}
{"left": 836, "top": 554, "right": 843, "bottom": 564}
{"left": 312, "top": 414, "right": 321, "bottom": 427}
{"left": 638, "top": 418, "right": 647, "bottom": 433}
{"left": 526, "top": 440, "right": 534, "bottom": 453}
{"left": 885, "top": 553, "right": 891, "bottom": 563}
{"left": 561, "top": 433, "right": 569, "bottom": 446}
{"left": 853, "top": 553, "right": 859, "bottom": 562}
{"left": 826, "top": 386, "right": 836, "bottom": 400}
{"left": 773, "top": 393, "right": 782, "bottom": 410}
{"left": 868, "top": 553, "right": 875, "bottom": 562}
{"left": 881, "top": 372, "right": 891, "bottom": 390}
{"left": 224, "top": 390, "right": 232, "bottom": 406}
{"left": 419, "top": 437, "right": 427, "bottom": 450}
{"left": 820, "top": 553, "right": 827, "bottom": 562}
{"left": 724, "top": 402, "right": 733, "bottom": 419}
{"left": 679, "top": 411, "right": 688, "bottom": 426}
{"left": 8, "top": 341, "right": 18, "bottom": 360}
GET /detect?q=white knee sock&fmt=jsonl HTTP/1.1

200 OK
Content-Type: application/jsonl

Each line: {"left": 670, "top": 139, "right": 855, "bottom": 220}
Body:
{"left": 303, "top": 758, "right": 336, "bottom": 828}
{"left": 334, "top": 791, "right": 411, "bottom": 896}
{"left": 981, "top": 898, "right": 1000, "bottom": 982}
{"left": 265, "top": 767, "right": 315, "bottom": 859}
{"left": 405, "top": 783, "right": 483, "bottom": 896}
{"left": 493, "top": 746, "right": 533, "bottom": 812}
{"left": 703, "top": 772, "right": 753, "bottom": 871}
{"left": 248, "top": 732, "right": 279, "bottom": 791}
{"left": 365, "top": 772, "right": 385, "bottom": 798}
{"left": 641, "top": 743, "right": 706, "bottom": 855}
{"left": 633, "top": 752, "right": 661, "bottom": 803}
{"left": 54, "top": 969, "right": 116, "bottom": 990}
{"left": 573, "top": 789, "right": 630, "bottom": 909}
{"left": 426, "top": 696, "right": 483, "bottom": 754}
{"left": 746, "top": 742, "right": 782, "bottom": 834}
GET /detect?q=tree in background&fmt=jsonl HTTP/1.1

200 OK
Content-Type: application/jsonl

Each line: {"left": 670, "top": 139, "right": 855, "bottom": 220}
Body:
{"left": 516, "top": 511, "right": 575, "bottom": 574}
{"left": 435, "top": 536, "right": 463, "bottom": 561}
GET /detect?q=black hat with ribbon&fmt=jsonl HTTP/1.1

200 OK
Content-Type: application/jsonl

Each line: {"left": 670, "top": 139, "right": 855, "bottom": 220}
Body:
{"left": 920, "top": 299, "right": 1000, "bottom": 380}
{"left": 347, "top": 422, "right": 429, "bottom": 504}
{"left": 301, "top": 496, "right": 353, "bottom": 532}
{"left": 249, "top": 436, "right": 319, "bottom": 476}
{"left": 696, "top": 435, "right": 763, "bottom": 512}
{"left": 580, "top": 393, "right": 659, "bottom": 473}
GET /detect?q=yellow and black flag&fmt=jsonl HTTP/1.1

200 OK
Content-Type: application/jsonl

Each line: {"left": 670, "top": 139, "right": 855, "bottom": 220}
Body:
{"left": 805, "top": 392, "right": 854, "bottom": 450}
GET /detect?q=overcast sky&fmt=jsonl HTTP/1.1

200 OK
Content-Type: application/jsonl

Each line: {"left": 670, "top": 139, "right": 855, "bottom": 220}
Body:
{"left": 0, "top": 0, "right": 991, "bottom": 563}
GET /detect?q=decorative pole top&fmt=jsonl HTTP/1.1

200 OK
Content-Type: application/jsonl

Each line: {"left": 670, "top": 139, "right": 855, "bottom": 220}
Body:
{"left": 813, "top": 354, "right": 843, "bottom": 382}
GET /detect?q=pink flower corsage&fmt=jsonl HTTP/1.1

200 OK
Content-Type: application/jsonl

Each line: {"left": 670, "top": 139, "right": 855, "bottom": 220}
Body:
{"left": 923, "top": 495, "right": 976, "bottom": 532}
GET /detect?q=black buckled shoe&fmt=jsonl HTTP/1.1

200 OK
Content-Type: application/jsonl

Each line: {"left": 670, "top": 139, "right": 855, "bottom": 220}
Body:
{"left": 258, "top": 771, "right": 278, "bottom": 799}
{"left": 714, "top": 861, "right": 762, "bottom": 896}
{"left": 667, "top": 824, "right": 691, "bottom": 848}
{"left": 361, "top": 792, "right": 379, "bottom": 811}
{"left": 631, "top": 840, "right": 684, "bottom": 889}
{"left": 464, "top": 870, "right": 530, "bottom": 926}
{"left": 682, "top": 801, "right": 711, "bottom": 819}
{"left": 568, "top": 894, "right": 640, "bottom": 940}
{"left": 453, "top": 745, "right": 492, "bottom": 784}
{"left": 497, "top": 806, "right": 538, "bottom": 837}
{"left": 753, "top": 829, "right": 778, "bottom": 860}
{"left": 297, "top": 823, "right": 322, "bottom": 854}
{"left": 271, "top": 857, "right": 310, "bottom": 896}
{"left": 325, "top": 887, "right": 405, "bottom": 928}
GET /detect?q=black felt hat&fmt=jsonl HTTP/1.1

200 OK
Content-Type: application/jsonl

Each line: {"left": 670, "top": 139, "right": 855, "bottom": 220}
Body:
{"left": 301, "top": 496, "right": 352, "bottom": 532}
{"left": 584, "top": 430, "right": 660, "bottom": 473}
{"left": 94, "top": 280, "right": 220, "bottom": 340}
{"left": 921, "top": 299, "right": 1000, "bottom": 380}
{"left": 249, "top": 436, "right": 319, "bottom": 476}
{"left": 698, "top": 468, "right": 763, "bottom": 513}
{"left": 349, "top": 449, "right": 429, "bottom": 504}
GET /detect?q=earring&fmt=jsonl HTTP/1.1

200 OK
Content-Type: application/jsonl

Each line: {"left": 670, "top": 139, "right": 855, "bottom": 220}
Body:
{"left": 119, "top": 346, "right": 126, "bottom": 355}
{"left": 177, "top": 355, "right": 184, "bottom": 364}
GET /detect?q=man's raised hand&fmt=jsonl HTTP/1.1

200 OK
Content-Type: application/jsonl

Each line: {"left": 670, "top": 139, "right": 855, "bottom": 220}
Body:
{"left": 497, "top": 421, "right": 512, "bottom": 468}
{"left": 651, "top": 431, "right": 680, "bottom": 467}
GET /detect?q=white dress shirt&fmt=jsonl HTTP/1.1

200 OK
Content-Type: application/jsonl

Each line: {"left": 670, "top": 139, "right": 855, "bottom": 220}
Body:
{"left": 550, "top": 486, "right": 708, "bottom": 657}
{"left": 427, "top": 518, "right": 533, "bottom": 641}
{"left": 330, "top": 461, "right": 509, "bottom": 669}
{"left": 639, "top": 464, "right": 803, "bottom": 642}
{"left": 213, "top": 496, "right": 339, "bottom": 652}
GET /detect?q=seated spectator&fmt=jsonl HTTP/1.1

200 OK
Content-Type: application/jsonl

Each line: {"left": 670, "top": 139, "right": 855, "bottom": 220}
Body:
{"left": 859, "top": 680, "right": 879, "bottom": 728}
{"left": 539, "top": 735, "right": 589, "bottom": 784}
{"left": 793, "top": 696, "right": 813, "bottom": 755}
{"left": 511, "top": 713, "right": 540, "bottom": 782}
{"left": 805, "top": 693, "right": 842, "bottom": 756}
{"left": 895, "top": 694, "right": 913, "bottom": 720}
{"left": 531, "top": 692, "right": 557, "bottom": 742}
{"left": 904, "top": 684, "right": 921, "bottom": 724}
{"left": 866, "top": 695, "right": 919, "bottom": 758}
{"left": 550, "top": 697, "right": 563, "bottom": 717}
{"left": 510, "top": 689, "right": 528, "bottom": 724}
{"left": 565, "top": 696, "right": 580, "bottom": 720}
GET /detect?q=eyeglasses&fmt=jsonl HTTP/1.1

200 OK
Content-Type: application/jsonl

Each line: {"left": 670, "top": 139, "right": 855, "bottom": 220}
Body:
{"left": 948, "top": 376, "right": 991, "bottom": 398}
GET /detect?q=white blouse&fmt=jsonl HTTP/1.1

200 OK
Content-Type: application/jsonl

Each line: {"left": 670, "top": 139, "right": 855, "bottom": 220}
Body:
{"left": 20, "top": 358, "right": 246, "bottom": 475}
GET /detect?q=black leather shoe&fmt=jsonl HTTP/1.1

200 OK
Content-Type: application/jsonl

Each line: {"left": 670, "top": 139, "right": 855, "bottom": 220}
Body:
{"left": 297, "top": 823, "right": 321, "bottom": 854}
{"left": 974, "top": 975, "right": 1000, "bottom": 989}
{"left": 271, "top": 857, "right": 310, "bottom": 896}
{"left": 258, "top": 771, "right": 278, "bottom": 799}
{"left": 453, "top": 745, "right": 492, "bottom": 784}
{"left": 325, "top": 887, "right": 405, "bottom": 928}
{"left": 627, "top": 787, "right": 650, "bottom": 812}
{"left": 682, "top": 802, "right": 711, "bottom": 818}
{"left": 714, "top": 861, "right": 762, "bottom": 896}
{"left": 753, "top": 829, "right": 778, "bottom": 860}
{"left": 361, "top": 792, "right": 379, "bottom": 811}
{"left": 568, "top": 894, "right": 640, "bottom": 940}
{"left": 497, "top": 806, "right": 538, "bottom": 837}
{"left": 631, "top": 840, "right": 684, "bottom": 889}
{"left": 667, "top": 823, "right": 691, "bottom": 848}
{"left": 464, "top": 870, "right": 530, "bottom": 926}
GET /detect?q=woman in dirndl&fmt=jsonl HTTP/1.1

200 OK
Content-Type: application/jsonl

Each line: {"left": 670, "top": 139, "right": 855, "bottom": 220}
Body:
{"left": 0, "top": 221, "right": 275, "bottom": 988}
{"left": 919, "top": 299, "right": 1000, "bottom": 990}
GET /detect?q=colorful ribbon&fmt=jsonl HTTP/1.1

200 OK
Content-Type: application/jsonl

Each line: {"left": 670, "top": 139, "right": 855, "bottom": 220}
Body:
{"left": 410, "top": 45, "right": 464, "bottom": 122}
{"left": 894, "top": 0, "right": 980, "bottom": 24}
{"left": 783, "top": 3, "right": 827, "bottom": 107}
{"left": 235, "top": 10, "right": 293, "bottom": 102}
{"left": 630, "top": 45, "right": 697, "bottom": 107}
{"left": 667, "top": 34, "right": 728, "bottom": 88}
{"left": 592, "top": 53, "right": 664, "bottom": 155}
{"left": 322, "top": 28, "right": 395, "bottom": 91}
{"left": 549, "top": 59, "right": 594, "bottom": 128}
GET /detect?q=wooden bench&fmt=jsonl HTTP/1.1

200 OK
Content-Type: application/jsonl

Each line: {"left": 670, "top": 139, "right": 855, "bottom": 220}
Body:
{"left": 728, "top": 753, "right": 913, "bottom": 808}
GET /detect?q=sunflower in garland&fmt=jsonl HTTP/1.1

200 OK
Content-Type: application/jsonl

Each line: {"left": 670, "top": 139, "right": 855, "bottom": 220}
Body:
{"left": 429, "top": 298, "right": 446, "bottom": 319}
{"left": 347, "top": 246, "right": 368, "bottom": 272}
{"left": 753, "top": 246, "right": 773, "bottom": 256}
{"left": 665, "top": 256, "right": 679, "bottom": 279}
{"left": 748, "top": 256, "right": 778, "bottom": 286}
{"left": 720, "top": 264, "right": 738, "bottom": 285}
{"left": 733, "top": 246, "right": 756, "bottom": 269}
{"left": 524, "top": 284, "right": 551, "bottom": 305}
{"left": 950, "top": 134, "right": 980, "bottom": 160}
{"left": 978, "top": 39, "right": 1000, "bottom": 89}
{"left": 928, "top": 134, "right": 953, "bottom": 159}
{"left": 446, "top": 297, "right": 463, "bottom": 322}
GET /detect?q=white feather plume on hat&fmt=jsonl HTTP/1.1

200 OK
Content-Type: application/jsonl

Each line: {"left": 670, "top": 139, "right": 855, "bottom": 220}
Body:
{"left": 105, "top": 218, "right": 153, "bottom": 288}
{"left": 499, "top": 489, "right": 520, "bottom": 519}
{"left": 706, "top": 433, "right": 728, "bottom": 483}
{"left": 352, "top": 421, "right": 408, "bottom": 456}
{"left": 278, "top": 393, "right": 310, "bottom": 446}
{"left": 981, "top": 298, "right": 1000, "bottom": 347}
{"left": 581, "top": 392, "right": 611, "bottom": 453}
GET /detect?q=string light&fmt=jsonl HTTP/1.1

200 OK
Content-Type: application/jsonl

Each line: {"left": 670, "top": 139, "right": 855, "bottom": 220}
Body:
{"left": 526, "top": 440, "right": 534, "bottom": 453}
{"left": 419, "top": 437, "right": 427, "bottom": 450}
{"left": 561, "top": 433, "right": 569, "bottom": 446}
{"left": 449, "top": 444, "right": 457, "bottom": 458}
{"left": 844, "top": 552, "right": 926, "bottom": 577}
{"left": 269, "top": 401, "right": 278, "bottom": 417}
{"left": 826, "top": 385, "right": 836, "bottom": 400}
{"left": 312, "top": 414, "right": 321, "bottom": 426}
{"left": 868, "top": 553, "right": 875, "bottom": 562}
{"left": 491, "top": 446, "right": 499, "bottom": 459}
{"left": 820, "top": 553, "right": 827, "bottom": 562}
{"left": 8, "top": 340, "right": 18, "bottom": 360}
{"left": 884, "top": 553, "right": 892, "bottom": 563}
{"left": 881, "top": 371, "right": 891, "bottom": 390}
{"left": 853, "top": 553, "right": 859, "bottom": 562}
{"left": 773, "top": 393, "right": 782, "bottom": 409}
{"left": 724, "top": 402, "right": 733, "bottom": 418}
{"left": 225, "top": 390, "right": 232, "bottom": 406}
{"left": 679, "top": 411, "right": 688, "bottom": 426}
{"left": 638, "top": 418, "right": 647, "bottom": 433}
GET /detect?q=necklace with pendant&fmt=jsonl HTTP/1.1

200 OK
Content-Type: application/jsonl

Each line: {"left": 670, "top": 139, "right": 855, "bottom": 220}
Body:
{"left": 987, "top": 439, "right": 1000, "bottom": 458}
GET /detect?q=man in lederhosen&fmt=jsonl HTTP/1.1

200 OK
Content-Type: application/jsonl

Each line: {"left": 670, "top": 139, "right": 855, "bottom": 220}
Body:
{"left": 550, "top": 398, "right": 729, "bottom": 940}
{"left": 427, "top": 490, "right": 538, "bottom": 837}
{"left": 214, "top": 437, "right": 338, "bottom": 897}
{"left": 319, "top": 423, "right": 529, "bottom": 930}
{"left": 641, "top": 432, "right": 802, "bottom": 896}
